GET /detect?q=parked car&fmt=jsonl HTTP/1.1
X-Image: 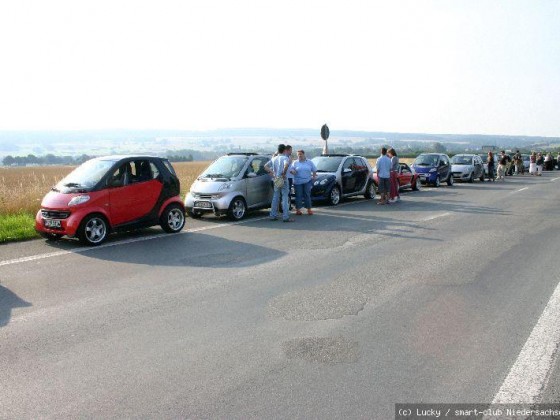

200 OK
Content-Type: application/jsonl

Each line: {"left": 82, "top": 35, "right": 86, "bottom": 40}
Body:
{"left": 372, "top": 162, "right": 420, "bottom": 191}
{"left": 35, "top": 155, "right": 185, "bottom": 246}
{"left": 410, "top": 153, "right": 453, "bottom": 187}
{"left": 185, "top": 153, "right": 273, "bottom": 220}
{"left": 309, "top": 154, "right": 376, "bottom": 205}
{"left": 451, "top": 154, "right": 485, "bottom": 182}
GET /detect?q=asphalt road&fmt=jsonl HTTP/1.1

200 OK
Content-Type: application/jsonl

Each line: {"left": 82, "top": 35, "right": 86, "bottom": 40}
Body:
{"left": 1, "top": 172, "right": 560, "bottom": 419}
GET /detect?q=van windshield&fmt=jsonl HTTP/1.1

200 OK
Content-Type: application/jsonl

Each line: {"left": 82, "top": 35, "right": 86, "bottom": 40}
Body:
{"left": 56, "top": 159, "right": 115, "bottom": 190}
{"left": 200, "top": 156, "right": 247, "bottom": 179}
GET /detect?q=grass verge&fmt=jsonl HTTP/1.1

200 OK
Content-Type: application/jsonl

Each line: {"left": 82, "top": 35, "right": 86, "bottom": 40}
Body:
{"left": 0, "top": 212, "right": 39, "bottom": 243}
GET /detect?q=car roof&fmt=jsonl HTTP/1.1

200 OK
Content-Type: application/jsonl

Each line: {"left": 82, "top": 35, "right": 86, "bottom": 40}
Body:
{"left": 95, "top": 155, "right": 163, "bottom": 162}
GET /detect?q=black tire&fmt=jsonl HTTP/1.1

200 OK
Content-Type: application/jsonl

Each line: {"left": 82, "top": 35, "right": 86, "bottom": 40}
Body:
{"left": 468, "top": 173, "right": 474, "bottom": 183}
{"left": 364, "top": 181, "right": 376, "bottom": 199}
{"left": 39, "top": 232, "right": 63, "bottom": 241}
{"left": 78, "top": 214, "right": 109, "bottom": 246}
{"left": 160, "top": 204, "right": 186, "bottom": 233}
{"left": 186, "top": 208, "right": 203, "bottom": 219}
{"left": 434, "top": 176, "right": 441, "bottom": 188}
{"left": 227, "top": 197, "right": 247, "bottom": 220}
{"left": 447, "top": 174, "right": 454, "bottom": 186}
{"left": 328, "top": 185, "right": 341, "bottom": 206}
{"left": 480, "top": 172, "right": 485, "bottom": 182}
{"left": 412, "top": 178, "right": 419, "bottom": 191}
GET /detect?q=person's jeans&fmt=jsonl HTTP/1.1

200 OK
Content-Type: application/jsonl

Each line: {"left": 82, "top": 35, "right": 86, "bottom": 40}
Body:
{"left": 270, "top": 181, "right": 290, "bottom": 220}
{"left": 294, "top": 181, "right": 312, "bottom": 209}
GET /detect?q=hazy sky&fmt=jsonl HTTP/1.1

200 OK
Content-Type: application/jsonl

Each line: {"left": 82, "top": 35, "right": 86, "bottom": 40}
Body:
{"left": 1, "top": 0, "right": 559, "bottom": 136}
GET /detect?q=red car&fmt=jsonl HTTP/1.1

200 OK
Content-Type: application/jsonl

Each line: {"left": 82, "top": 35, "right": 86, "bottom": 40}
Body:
{"left": 372, "top": 162, "right": 420, "bottom": 191}
{"left": 35, "top": 155, "right": 186, "bottom": 246}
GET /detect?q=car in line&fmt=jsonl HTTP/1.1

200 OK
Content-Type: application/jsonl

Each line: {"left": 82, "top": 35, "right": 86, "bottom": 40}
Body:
{"left": 451, "top": 154, "right": 485, "bottom": 182}
{"left": 35, "top": 155, "right": 186, "bottom": 245}
{"left": 372, "top": 162, "right": 420, "bottom": 191}
{"left": 308, "top": 154, "right": 376, "bottom": 205}
{"left": 410, "top": 153, "right": 453, "bottom": 187}
{"left": 185, "top": 153, "right": 273, "bottom": 220}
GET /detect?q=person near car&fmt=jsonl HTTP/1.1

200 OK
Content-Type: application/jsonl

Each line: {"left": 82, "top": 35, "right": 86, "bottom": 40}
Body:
{"left": 290, "top": 150, "right": 317, "bottom": 215}
{"left": 375, "top": 147, "right": 392, "bottom": 205}
{"left": 536, "top": 152, "right": 544, "bottom": 176}
{"left": 265, "top": 144, "right": 293, "bottom": 222}
{"left": 544, "top": 152, "right": 553, "bottom": 171}
{"left": 513, "top": 150, "right": 523, "bottom": 175}
{"left": 285, "top": 145, "right": 294, "bottom": 211}
{"left": 387, "top": 147, "right": 400, "bottom": 202}
{"left": 497, "top": 151, "right": 508, "bottom": 181}
{"left": 487, "top": 151, "right": 495, "bottom": 182}
{"left": 529, "top": 152, "right": 537, "bottom": 175}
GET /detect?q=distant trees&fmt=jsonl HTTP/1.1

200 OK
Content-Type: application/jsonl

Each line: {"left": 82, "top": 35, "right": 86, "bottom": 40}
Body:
{"left": 1, "top": 154, "right": 93, "bottom": 166}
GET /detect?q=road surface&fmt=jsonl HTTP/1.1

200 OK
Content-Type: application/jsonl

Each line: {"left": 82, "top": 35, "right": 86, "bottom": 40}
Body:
{"left": 1, "top": 172, "right": 560, "bottom": 418}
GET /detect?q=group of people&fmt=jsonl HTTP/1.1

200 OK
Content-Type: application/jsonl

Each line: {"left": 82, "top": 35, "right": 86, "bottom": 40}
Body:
{"left": 265, "top": 144, "right": 317, "bottom": 222}
{"left": 375, "top": 147, "right": 401, "bottom": 205}
{"left": 487, "top": 150, "right": 557, "bottom": 181}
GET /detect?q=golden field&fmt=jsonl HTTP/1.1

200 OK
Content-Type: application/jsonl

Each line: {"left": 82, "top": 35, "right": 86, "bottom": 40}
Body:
{"left": 0, "top": 157, "right": 414, "bottom": 216}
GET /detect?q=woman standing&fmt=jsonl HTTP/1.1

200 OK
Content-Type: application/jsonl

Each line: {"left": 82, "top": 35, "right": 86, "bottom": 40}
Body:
{"left": 387, "top": 148, "right": 400, "bottom": 202}
{"left": 487, "top": 151, "right": 495, "bottom": 182}
{"left": 529, "top": 152, "right": 537, "bottom": 175}
{"left": 290, "top": 150, "right": 317, "bottom": 215}
{"left": 536, "top": 152, "right": 544, "bottom": 176}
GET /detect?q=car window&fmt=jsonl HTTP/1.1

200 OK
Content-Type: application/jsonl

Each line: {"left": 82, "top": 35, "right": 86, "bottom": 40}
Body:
{"left": 150, "top": 162, "right": 160, "bottom": 179}
{"left": 109, "top": 162, "right": 133, "bottom": 186}
{"left": 400, "top": 164, "right": 411, "bottom": 174}
{"left": 312, "top": 156, "right": 344, "bottom": 172}
{"left": 342, "top": 158, "right": 355, "bottom": 171}
{"left": 130, "top": 160, "right": 153, "bottom": 183}
{"left": 354, "top": 158, "right": 367, "bottom": 171}
{"left": 162, "top": 159, "right": 177, "bottom": 176}
{"left": 248, "top": 157, "right": 268, "bottom": 176}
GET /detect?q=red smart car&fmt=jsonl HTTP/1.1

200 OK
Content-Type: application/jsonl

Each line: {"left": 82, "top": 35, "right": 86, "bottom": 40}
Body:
{"left": 35, "top": 155, "right": 186, "bottom": 245}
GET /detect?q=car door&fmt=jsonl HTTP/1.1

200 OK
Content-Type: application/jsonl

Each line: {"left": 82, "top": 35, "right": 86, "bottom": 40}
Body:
{"left": 341, "top": 158, "right": 356, "bottom": 194}
{"left": 473, "top": 156, "right": 483, "bottom": 177}
{"left": 399, "top": 163, "right": 413, "bottom": 188}
{"left": 244, "top": 157, "right": 271, "bottom": 207}
{"left": 438, "top": 155, "right": 450, "bottom": 180}
{"left": 108, "top": 160, "right": 163, "bottom": 226}
{"left": 353, "top": 158, "right": 368, "bottom": 192}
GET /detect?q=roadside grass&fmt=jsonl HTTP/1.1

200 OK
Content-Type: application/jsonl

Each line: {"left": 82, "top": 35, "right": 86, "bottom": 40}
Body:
{"left": 0, "top": 212, "right": 38, "bottom": 243}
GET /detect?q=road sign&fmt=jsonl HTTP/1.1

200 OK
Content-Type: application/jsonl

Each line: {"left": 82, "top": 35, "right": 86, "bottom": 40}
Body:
{"left": 321, "top": 124, "right": 330, "bottom": 141}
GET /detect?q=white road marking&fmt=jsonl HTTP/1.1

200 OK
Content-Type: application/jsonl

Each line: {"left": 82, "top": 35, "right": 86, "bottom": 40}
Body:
{"left": 512, "top": 187, "right": 529, "bottom": 193}
{"left": 492, "top": 279, "right": 560, "bottom": 404}
{"left": 551, "top": 177, "right": 559, "bottom": 182}
{"left": 422, "top": 212, "right": 451, "bottom": 221}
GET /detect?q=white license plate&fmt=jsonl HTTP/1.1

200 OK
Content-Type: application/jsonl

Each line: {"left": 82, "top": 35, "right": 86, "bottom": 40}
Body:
{"left": 194, "top": 201, "right": 212, "bottom": 209}
{"left": 44, "top": 219, "right": 61, "bottom": 228}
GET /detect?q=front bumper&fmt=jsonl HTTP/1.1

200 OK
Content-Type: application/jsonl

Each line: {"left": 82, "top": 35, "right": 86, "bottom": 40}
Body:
{"left": 452, "top": 172, "right": 471, "bottom": 181}
{"left": 185, "top": 192, "right": 238, "bottom": 215}
{"left": 35, "top": 208, "right": 82, "bottom": 237}
{"left": 417, "top": 172, "right": 437, "bottom": 184}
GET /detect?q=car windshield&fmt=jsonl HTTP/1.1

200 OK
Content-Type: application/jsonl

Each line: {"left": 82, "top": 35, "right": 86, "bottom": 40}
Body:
{"left": 312, "top": 156, "right": 343, "bottom": 172}
{"left": 200, "top": 156, "right": 247, "bottom": 179}
{"left": 56, "top": 159, "right": 115, "bottom": 189}
{"left": 451, "top": 156, "right": 473, "bottom": 165}
{"left": 414, "top": 155, "right": 439, "bottom": 166}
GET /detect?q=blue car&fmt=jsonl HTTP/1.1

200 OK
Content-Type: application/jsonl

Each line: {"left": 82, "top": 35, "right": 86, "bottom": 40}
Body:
{"left": 411, "top": 153, "right": 454, "bottom": 187}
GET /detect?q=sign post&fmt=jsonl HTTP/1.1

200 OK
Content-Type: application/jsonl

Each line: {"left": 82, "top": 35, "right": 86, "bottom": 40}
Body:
{"left": 321, "top": 124, "right": 330, "bottom": 155}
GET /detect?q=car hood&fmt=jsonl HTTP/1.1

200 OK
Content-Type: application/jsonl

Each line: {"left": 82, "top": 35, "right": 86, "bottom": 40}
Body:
{"left": 314, "top": 173, "right": 336, "bottom": 182}
{"left": 190, "top": 179, "right": 240, "bottom": 194}
{"left": 451, "top": 164, "right": 473, "bottom": 172}
{"left": 410, "top": 165, "right": 435, "bottom": 173}
{"left": 41, "top": 190, "right": 82, "bottom": 209}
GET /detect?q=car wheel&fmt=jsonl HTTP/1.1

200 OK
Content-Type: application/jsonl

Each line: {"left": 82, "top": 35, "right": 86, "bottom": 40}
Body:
{"left": 412, "top": 178, "right": 419, "bottom": 191}
{"left": 328, "top": 185, "right": 341, "bottom": 205}
{"left": 161, "top": 204, "right": 186, "bottom": 233}
{"left": 364, "top": 181, "right": 376, "bottom": 199}
{"left": 39, "top": 232, "right": 63, "bottom": 241}
{"left": 78, "top": 214, "right": 108, "bottom": 246}
{"left": 186, "top": 208, "right": 203, "bottom": 219}
{"left": 468, "top": 173, "right": 474, "bottom": 183}
{"left": 227, "top": 197, "right": 247, "bottom": 220}
{"left": 480, "top": 173, "right": 485, "bottom": 182}
{"left": 434, "top": 176, "right": 441, "bottom": 188}
{"left": 447, "top": 174, "right": 454, "bottom": 186}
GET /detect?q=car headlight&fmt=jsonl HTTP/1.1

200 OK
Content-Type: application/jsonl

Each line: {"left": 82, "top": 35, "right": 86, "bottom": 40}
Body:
{"left": 68, "top": 195, "right": 90, "bottom": 206}
{"left": 429, "top": 168, "right": 437, "bottom": 173}
{"left": 218, "top": 183, "right": 233, "bottom": 191}
{"left": 211, "top": 194, "right": 221, "bottom": 200}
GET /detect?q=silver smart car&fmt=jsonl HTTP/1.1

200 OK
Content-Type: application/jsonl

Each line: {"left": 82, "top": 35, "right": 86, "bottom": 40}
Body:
{"left": 185, "top": 153, "right": 273, "bottom": 220}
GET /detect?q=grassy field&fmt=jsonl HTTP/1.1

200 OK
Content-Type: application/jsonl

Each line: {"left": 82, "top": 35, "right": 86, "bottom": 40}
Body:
{"left": 0, "top": 157, "right": 414, "bottom": 243}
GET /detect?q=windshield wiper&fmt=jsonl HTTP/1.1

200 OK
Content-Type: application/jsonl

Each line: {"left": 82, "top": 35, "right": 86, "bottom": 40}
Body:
{"left": 64, "top": 182, "right": 82, "bottom": 187}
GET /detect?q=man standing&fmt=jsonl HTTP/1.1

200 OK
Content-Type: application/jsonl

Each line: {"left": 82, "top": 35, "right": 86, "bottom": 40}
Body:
{"left": 285, "top": 145, "right": 294, "bottom": 210}
{"left": 375, "top": 147, "right": 392, "bottom": 205}
{"left": 265, "top": 144, "right": 294, "bottom": 222}
{"left": 497, "top": 151, "right": 508, "bottom": 181}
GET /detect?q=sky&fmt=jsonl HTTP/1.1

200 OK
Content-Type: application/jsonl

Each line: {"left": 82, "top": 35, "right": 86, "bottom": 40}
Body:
{"left": 0, "top": 0, "right": 559, "bottom": 136}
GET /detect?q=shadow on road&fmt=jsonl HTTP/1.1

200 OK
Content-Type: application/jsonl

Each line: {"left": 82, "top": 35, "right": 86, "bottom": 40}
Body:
{"left": 72, "top": 233, "right": 287, "bottom": 268}
{"left": 0, "top": 285, "right": 31, "bottom": 327}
